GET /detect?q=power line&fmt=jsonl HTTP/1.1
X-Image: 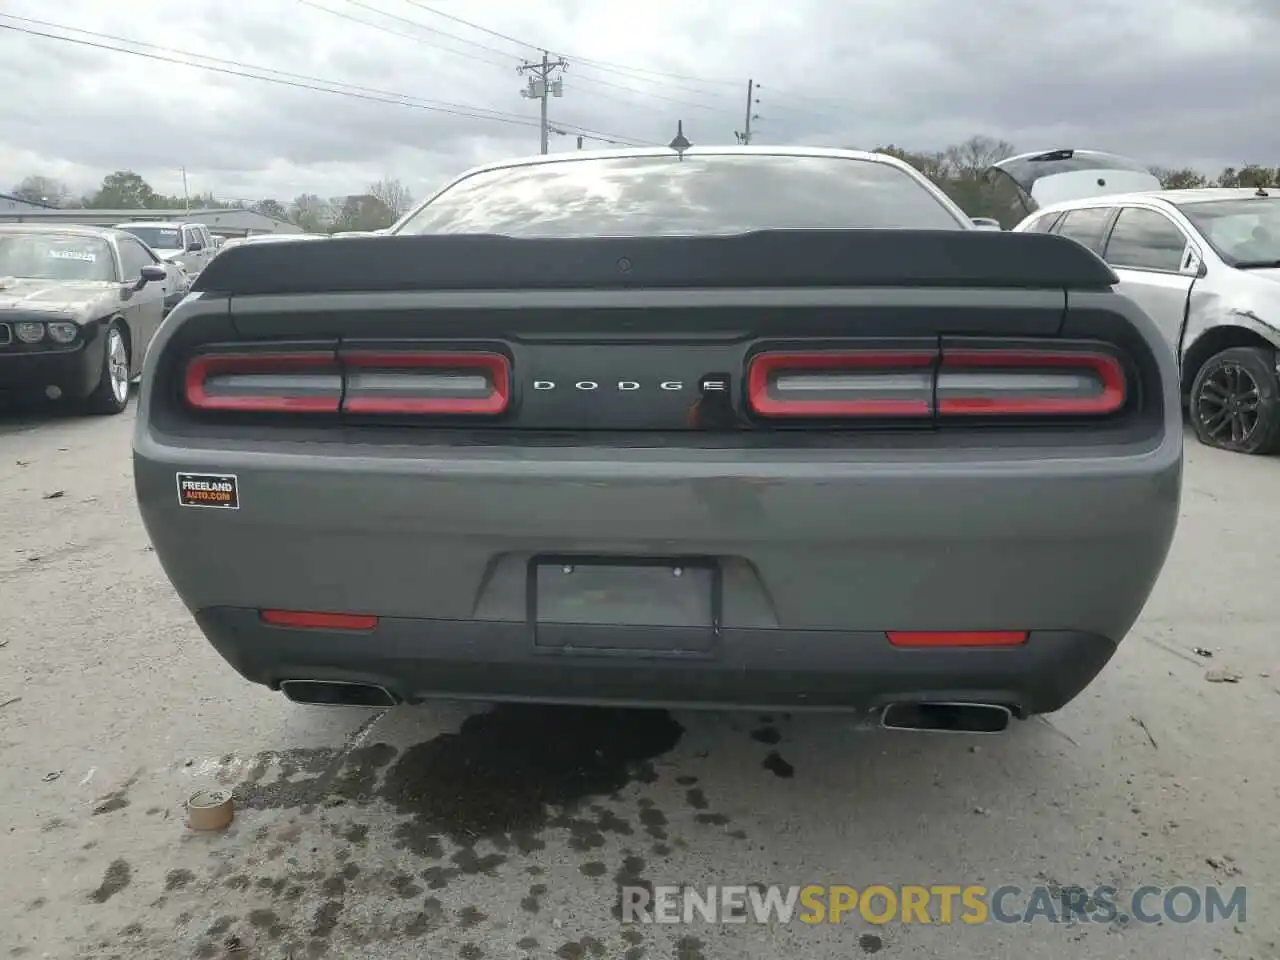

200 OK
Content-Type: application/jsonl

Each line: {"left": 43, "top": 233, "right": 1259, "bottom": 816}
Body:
{"left": 0, "top": 14, "right": 646, "bottom": 147}
{"left": 297, "top": 0, "right": 514, "bottom": 70}
{"left": 314, "top": 0, "right": 733, "bottom": 122}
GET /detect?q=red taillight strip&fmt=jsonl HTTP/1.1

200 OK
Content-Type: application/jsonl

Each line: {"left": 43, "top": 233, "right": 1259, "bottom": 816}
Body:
{"left": 341, "top": 351, "right": 510, "bottom": 415}
{"left": 260, "top": 609, "right": 379, "bottom": 630}
{"left": 887, "top": 631, "right": 1028, "bottom": 648}
{"left": 937, "top": 350, "right": 1126, "bottom": 416}
{"left": 748, "top": 351, "right": 936, "bottom": 417}
{"left": 185, "top": 352, "right": 342, "bottom": 413}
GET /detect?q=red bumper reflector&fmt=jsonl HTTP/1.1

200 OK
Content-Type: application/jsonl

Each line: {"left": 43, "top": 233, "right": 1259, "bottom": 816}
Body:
{"left": 886, "top": 630, "right": 1028, "bottom": 648}
{"left": 260, "top": 610, "right": 379, "bottom": 631}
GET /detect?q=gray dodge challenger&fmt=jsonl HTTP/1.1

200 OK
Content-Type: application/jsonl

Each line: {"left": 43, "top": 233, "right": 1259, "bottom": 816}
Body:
{"left": 133, "top": 145, "right": 1183, "bottom": 732}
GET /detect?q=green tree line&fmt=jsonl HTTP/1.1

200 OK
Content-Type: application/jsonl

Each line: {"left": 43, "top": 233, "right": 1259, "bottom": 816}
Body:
{"left": 7, "top": 171, "right": 415, "bottom": 233}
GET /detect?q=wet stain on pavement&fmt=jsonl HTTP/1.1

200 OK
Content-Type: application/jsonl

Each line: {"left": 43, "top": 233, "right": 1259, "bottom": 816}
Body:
{"left": 750, "top": 725, "right": 781, "bottom": 745}
{"left": 459, "top": 944, "right": 484, "bottom": 959}
{"left": 456, "top": 905, "right": 487, "bottom": 929}
{"left": 859, "top": 932, "right": 884, "bottom": 953}
{"left": 521, "top": 882, "right": 548, "bottom": 912}
{"left": 555, "top": 936, "right": 606, "bottom": 958}
{"left": 637, "top": 798, "right": 668, "bottom": 839}
{"left": 92, "top": 771, "right": 140, "bottom": 816}
{"left": 310, "top": 901, "right": 343, "bottom": 938}
{"left": 763, "top": 752, "right": 795, "bottom": 778}
{"left": 88, "top": 859, "right": 131, "bottom": 903}
{"left": 685, "top": 788, "right": 708, "bottom": 810}
{"left": 517, "top": 936, "right": 539, "bottom": 950}
{"left": 163, "top": 868, "right": 194, "bottom": 891}
{"left": 675, "top": 936, "right": 706, "bottom": 960}
{"left": 580, "top": 860, "right": 608, "bottom": 877}
{"left": 611, "top": 854, "right": 652, "bottom": 920}
{"left": 379, "top": 706, "right": 684, "bottom": 847}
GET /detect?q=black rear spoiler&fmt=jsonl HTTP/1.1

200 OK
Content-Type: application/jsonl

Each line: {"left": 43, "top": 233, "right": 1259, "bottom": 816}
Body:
{"left": 190, "top": 229, "right": 1119, "bottom": 296}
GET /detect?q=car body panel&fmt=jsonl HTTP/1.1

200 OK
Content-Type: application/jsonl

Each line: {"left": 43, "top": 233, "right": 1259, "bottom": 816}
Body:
{"left": 135, "top": 147, "right": 1183, "bottom": 715}
{"left": 0, "top": 224, "right": 166, "bottom": 398}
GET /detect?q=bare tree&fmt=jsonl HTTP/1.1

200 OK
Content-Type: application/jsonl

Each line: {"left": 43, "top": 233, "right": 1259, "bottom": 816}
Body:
{"left": 11, "top": 175, "right": 71, "bottom": 207}
{"left": 290, "top": 193, "right": 330, "bottom": 232}
{"left": 369, "top": 178, "right": 415, "bottom": 219}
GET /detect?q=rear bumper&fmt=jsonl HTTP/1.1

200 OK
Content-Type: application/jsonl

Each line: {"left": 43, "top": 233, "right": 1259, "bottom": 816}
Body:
{"left": 136, "top": 429, "right": 1181, "bottom": 714}
{"left": 197, "top": 607, "right": 1117, "bottom": 715}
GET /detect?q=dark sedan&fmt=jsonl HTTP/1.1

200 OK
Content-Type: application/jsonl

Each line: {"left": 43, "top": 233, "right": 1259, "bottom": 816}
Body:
{"left": 0, "top": 224, "right": 167, "bottom": 414}
{"left": 134, "top": 146, "right": 1182, "bottom": 731}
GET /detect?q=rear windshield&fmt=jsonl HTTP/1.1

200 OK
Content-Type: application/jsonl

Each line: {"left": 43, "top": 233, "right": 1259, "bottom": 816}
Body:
{"left": 395, "top": 153, "right": 967, "bottom": 237}
{"left": 1175, "top": 197, "right": 1280, "bottom": 267}
{"left": 119, "top": 226, "right": 182, "bottom": 250}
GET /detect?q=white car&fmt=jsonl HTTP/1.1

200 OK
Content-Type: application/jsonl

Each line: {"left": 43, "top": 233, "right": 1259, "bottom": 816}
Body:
{"left": 995, "top": 150, "right": 1280, "bottom": 455}
{"left": 114, "top": 221, "right": 215, "bottom": 277}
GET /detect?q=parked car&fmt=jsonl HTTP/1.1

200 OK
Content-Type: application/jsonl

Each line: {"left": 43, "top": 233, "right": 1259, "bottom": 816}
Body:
{"left": 1000, "top": 152, "right": 1280, "bottom": 454}
{"left": 0, "top": 224, "right": 167, "bottom": 414}
{"left": 114, "top": 221, "right": 216, "bottom": 278}
{"left": 214, "top": 233, "right": 326, "bottom": 257}
{"left": 134, "top": 145, "right": 1181, "bottom": 729}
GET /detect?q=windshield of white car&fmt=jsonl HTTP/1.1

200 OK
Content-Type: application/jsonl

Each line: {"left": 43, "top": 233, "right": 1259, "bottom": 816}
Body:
{"left": 1175, "top": 197, "right": 1280, "bottom": 268}
{"left": 394, "top": 154, "right": 968, "bottom": 236}
{"left": 119, "top": 226, "right": 182, "bottom": 250}
{"left": 0, "top": 234, "right": 115, "bottom": 281}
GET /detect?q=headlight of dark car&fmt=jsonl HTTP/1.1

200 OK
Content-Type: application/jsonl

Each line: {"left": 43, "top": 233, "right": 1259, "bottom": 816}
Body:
{"left": 47, "top": 321, "right": 79, "bottom": 344}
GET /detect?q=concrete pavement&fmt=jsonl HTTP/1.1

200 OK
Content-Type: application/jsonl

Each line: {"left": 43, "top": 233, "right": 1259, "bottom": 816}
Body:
{"left": 1, "top": 400, "right": 1276, "bottom": 959}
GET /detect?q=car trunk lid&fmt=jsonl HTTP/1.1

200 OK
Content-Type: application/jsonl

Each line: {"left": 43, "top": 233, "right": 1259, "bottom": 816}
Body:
{"left": 988, "top": 149, "right": 1163, "bottom": 220}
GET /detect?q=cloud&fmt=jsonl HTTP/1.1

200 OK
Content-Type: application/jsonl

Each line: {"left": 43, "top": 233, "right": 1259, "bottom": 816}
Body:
{"left": 1, "top": 0, "right": 1277, "bottom": 203}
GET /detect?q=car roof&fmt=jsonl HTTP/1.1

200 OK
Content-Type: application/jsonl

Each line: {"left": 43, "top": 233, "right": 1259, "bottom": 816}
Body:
{"left": 113, "top": 220, "right": 201, "bottom": 228}
{"left": 1032, "top": 186, "right": 1270, "bottom": 215}
{"left": 440, "top": 144, "right": 922, "bottom": 184}
{"left": 0, "top": 222, "right": 120, "bottom": 239}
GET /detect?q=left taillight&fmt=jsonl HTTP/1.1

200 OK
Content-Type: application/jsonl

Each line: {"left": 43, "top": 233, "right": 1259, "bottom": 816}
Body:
{"left": 184, "top": 351, "right": 343, "bottom": 413}
{"left": 183, "top": 348, "right": 511, "bottom": 417}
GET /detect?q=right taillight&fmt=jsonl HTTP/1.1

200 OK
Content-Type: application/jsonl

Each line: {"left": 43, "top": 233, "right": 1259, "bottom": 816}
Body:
{"left": 936, "top": 349, "right": 1127, "bottom": 417}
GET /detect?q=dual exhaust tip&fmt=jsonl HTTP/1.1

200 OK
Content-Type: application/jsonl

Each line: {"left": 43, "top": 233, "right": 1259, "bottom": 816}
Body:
{"left": 279, "top": 679, "right": 398, "bottom": 708}
{"left": 279, "top": 681, "right": 1013, "bottom": 733}
{"left": 880, "top": 701, "right": 1013, "bottom": 733}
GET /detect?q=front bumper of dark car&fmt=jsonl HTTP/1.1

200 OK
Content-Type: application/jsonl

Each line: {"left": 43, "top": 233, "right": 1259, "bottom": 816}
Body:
{"left": 0, "top": 324, "right": 104, "bottom": 401}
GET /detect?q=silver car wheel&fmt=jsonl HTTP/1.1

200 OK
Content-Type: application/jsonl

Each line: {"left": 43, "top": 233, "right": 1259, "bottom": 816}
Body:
{"left": 107, "top": 328, "right": 129, "bottom": 405}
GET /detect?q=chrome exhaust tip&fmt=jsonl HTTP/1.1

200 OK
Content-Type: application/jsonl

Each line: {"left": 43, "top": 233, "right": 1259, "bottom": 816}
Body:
{"left": 279, "top": 680, "right": 398, "bottom": 708}
{"left": 880, "top": 701, "right": 1012, "bottom": 734}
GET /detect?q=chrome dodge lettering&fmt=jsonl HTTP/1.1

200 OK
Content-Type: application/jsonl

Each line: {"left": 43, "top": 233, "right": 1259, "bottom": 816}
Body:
{"left": 530, "top": 380, "right": 689, "bottom": 391}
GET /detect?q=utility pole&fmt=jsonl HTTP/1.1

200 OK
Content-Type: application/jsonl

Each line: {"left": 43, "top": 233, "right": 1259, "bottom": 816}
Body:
{"left": 735, "top": 79, "right": 759, "bottom": 145}
{"left": 518, "top": 51, "right": 568, "bottom": 154}
{"left": 181, "top": 166, "right": 190, "bottom": 211}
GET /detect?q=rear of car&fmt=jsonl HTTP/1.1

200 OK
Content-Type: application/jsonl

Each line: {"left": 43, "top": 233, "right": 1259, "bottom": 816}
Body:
{"left": 133, "top": 148, "right": 1182, "bottom": 722}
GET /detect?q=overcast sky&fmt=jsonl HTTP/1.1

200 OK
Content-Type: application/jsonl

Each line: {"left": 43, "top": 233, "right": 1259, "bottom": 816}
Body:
{"left": 1, "top": 0, "right": 1276, "bottom": 204}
